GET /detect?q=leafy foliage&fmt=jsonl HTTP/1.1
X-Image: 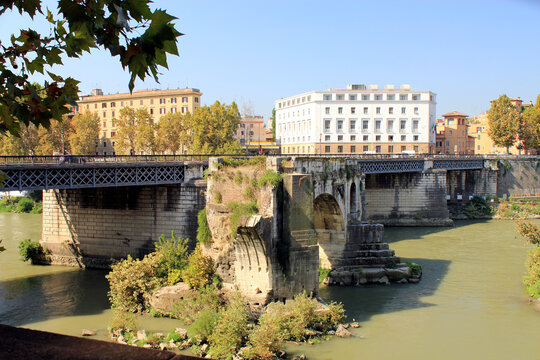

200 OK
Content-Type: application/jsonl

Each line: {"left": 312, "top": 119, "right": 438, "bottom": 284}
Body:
{"left": 221, "top": 155, "right": 266, "bottom": 168}
{"left": 18, "top": 238, "right": 47, "bottom": 264}
{"left": 187, "top": 308, "right": 221, "bottom": 344}
{"left": 16, "top": 197, "right": 34, "bottom": 212}
{"left": 156, "top": 112, "right": 188, "bottom": 154}
{"left": 518, "top": 99, "right": 540, "bottom": 152}
{"left": 208, "top": 293, "right": 250, "bottom": 359}
{"left": 318, "top": 266, "right": 332, "bottom": 284}
{"left": 464, "top": 196, "right": 493, "bottom": 218}
{"left": 523, "top": 246, "right": 540, "bottom": 298}
{"left": 197, "top": 209, "right": 211, "bottom": 243}
{"left": 110, "top": 309, "right": 138, "bottom": 331}
{"left": 0, "top": 0, "right": 181, "bottom": 135}
{"left": 227, "top": 201, "right": 259, "bottom": 241}
{"left": 257, "top": 169, "right": 283, "bottom": 188}
{"left": 69, "top": 112, "right": 100, "bottom": 154}
{"left": 487, "top": 95, "right": 520, "bottom": 152}
{"left": 154, "top": 231, "right": 189, "bottom": 279}
{"left": 516, "top": 221, "right": 540, "bottom": 246}
{"left": 182, "top": 247, "right": 215, "bottom": 290}
{"left": 171, "top": 285, "right": 223, "bottom": 325}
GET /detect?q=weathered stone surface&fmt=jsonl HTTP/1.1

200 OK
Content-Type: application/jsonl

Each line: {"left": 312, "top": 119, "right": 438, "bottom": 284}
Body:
{"left": 175, "top": 327, "right": 188, "bottom": 340}
{"left": 350, "top": 322, "right": 360, "bottom": 328}
{"left": 137, "top": 330, "right": 147, "bottom": 341}
{"left": 149, "top": 283, "right": 194, "bottom": 315}
{"left": 386, "top": 266, "right": 410, "bottom": 281}
{"left": 335, "top": 324, "right": 354, "bottom": 338}
{"left": 81, "top": 329, "right": 96, "bottom": 336}
{"left": 200, "top": 343, "right": 209, "bottom": 354}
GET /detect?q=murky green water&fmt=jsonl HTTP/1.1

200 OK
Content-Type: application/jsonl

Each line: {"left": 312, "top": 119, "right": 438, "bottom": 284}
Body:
{"left": 1, "top": 214, "right": 539, "bottom": 359}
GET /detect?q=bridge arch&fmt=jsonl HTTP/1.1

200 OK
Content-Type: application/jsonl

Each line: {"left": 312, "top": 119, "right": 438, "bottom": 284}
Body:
{"left": 314, "top": 193, "right": 346, "bottom": 269}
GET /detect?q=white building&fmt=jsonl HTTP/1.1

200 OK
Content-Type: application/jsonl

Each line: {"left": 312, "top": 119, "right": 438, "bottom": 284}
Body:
{"left": 275, "top": 84, "right": 437, "bottom": 154}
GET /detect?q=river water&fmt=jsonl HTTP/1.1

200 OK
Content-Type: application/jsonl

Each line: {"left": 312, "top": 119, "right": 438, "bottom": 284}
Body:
{"left": 0, "top": 213, "right": 539, "bottom": 359}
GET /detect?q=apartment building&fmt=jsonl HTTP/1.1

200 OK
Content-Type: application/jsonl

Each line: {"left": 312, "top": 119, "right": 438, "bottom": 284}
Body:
{"left": 434, "top": 111, "right": 475, "bottom": 154}
{"left": 468, "top": 113, "right": 522, "bottom": 154}
{"left": 275, "top": 84, "right": 437, "bottom": 155}
{"left": 76, "top": 88, "right": 202, "bottom": 155}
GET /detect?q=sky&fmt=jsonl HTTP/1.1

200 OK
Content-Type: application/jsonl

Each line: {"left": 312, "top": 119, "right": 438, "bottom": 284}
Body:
{"left": 2, "top": 0, "right": 540, "bottom": 121}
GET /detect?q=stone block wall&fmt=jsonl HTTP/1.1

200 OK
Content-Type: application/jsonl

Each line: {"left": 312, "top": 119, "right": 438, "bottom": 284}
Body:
{"left": 495, "top": 158, "right": 540, "bottom": 198}
{"left": 446, "top": 169, "right": 498, "bottom": 202}
{"left": 41, "top": 181, "right": 206, "bottom": 268}
{"left": 364, "top": 170, "right": 452, "bottom": 226}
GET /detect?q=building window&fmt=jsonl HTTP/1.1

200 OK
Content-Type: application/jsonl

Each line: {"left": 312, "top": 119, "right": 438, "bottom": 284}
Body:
{"left": 375, "top": 94, "right": 382, "bottom": 100}
{"left": 375, "top": 145, "right": 381, "bottom": 153}
{"left": 362, "top": 120, "right": 369, "bottom": 131}
{"left": 195, "top": 97, "right": 199, "bottom": 103}
{"left": 338, "top": 107, "right": 343, "bottom": 114}
{"left": 160, "top": 98, "right": 166, "bottom": 104}
{"left": 400, "top": 94, "right": 408, "bottom": 101}
{"left": 182, "top": 107, "right": 187, "bottom": 114}
{"left": 149, "top": 108, "right": 153, "bottom": 114}
{"left": 324, "top": 119, "right": 331, "bottom": 133}
{"left": 349, "top": 95, "right": 357, "bottom": 101}
{"left": 351, "top": 145, "right": 356, "bottom": 153}
{"left": 150, "top": 99, "right": 154, "bottom": 104}
{"left": 94, "top": 104, "right": 97, "bottom": 109}
{"left": 413, "top": 145, "right": 419, "bottom": 152}
{"left": 413, "top": 120, "right": 419, "bottom": 133}
{"left": 337, "top": 94, "right": 344, "bottom": 101}
{"left": 478, "top": 134, "right": 481, "bottom": 140}
{"left": 325, "top": 135, "right": 331, "bottom": 141}
{"left": 387, "top": 94, "right": 395, "bottom": 100}
{"left": 449, "top": 130, "right": 453, "bottom": 136}
{"left": 401, "top": 135, "right": 406, "bottom": 141}
{"left": 388, "top": 135, "right": 394, "bottom": 142}
{"left": 414, "top": 135, "right": 419, "bottom": 141}
{"left": 338, "top": 145, "right": 343, "bottom": 153}
{"left": 363, "top": 135, "right": 368, "bottom": 141}
{"left": 376, "top": 107, "right": 381, "bottom": 114}
{"left": 111, "top": 111, "right": 115, "bottom": 117}
{"left": 338, "top": 135, "right": 343, "bottom": 141}
{"left": 363, "top": 107, "right": 368, "bottom": 114}
{"left": 414, "top": 107, "right": 419, "bottom": 115}
{"left": 325, "top": 107, "right": 330, "bottom": 114}
{"left": 401, "top": 107, "right": 406, "bottom": 114}
{"left": 362, "top": 94, "right": 370, "bottom": 100}
{"left": 182, "top": 97, "right": 188, "bottom": 103}
{"left": 389, "top": 107, "right": 393, "bottom": 114}
{"left": 376, "top": 135, "right": 381, "bottom": 141}
{"left": 111, "top": 131, "right": 115, "bottom": 137}
{"left": 401, "top": 145, "right": 407, "bottom": 152}
{"left": 337, "top": 119, "right": 344, "bottom": 132}
{"left": 325, "top": 145, "right": 331, "bottom": 153}
{"left": 139, "top": 100, "right": 143, "bottom": 105}
{"left": 110, "top": 102, "right": 115, "bottom": 107}
{"left": 351, "top": 107, "right": 356, "bottom": 114}
{"left": 388, "top": 145, "right": 394, "bottom": 153}
{"left": 102, "top": 111, "right": 106, "bottom": 117}
{"left": 412, "top": 94, "right": 420, "bottom": 101}
{"left": 323, "top": 94, "right": 332, "bottom": 101}
{"left": 387, "top": 119, "right": 394, "bottom": 132}
{"left": 102, "top": 121, "right": 106, "bottom": 127}
{"left": 362, "top": 145, "right": 369, "bottom": 152}
{"left": 158, "top": 108, "right": 165, "bottom": 114}
{"left": 171, "top": 97, "right": 177, "bottom": 103}
{"left": 351, "top": 135, "right": 356, "bottom": 141}
{"left": 375, "top": 119, "right": 381, "bottom": 132}
{"left": 171, "top": 107, "right": 177, "bottom": 113}
{"left": 400, "top": 119, "right": 407, "bottom": 131}
{"left": 102, "top": 102, "right": 107, "bottom": 108}
{"left": 103, "top": 141, "right": 106, "bottom": 147}
{"left": 350, "top": 119, "right": 356, "bottom": 132}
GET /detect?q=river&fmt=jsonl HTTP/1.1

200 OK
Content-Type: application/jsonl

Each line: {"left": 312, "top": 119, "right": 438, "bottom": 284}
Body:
{"left": 0, "top": 213, "right": 539, "bottom": 359}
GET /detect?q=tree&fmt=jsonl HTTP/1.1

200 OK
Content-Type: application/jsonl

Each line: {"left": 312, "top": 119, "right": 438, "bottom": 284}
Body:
{"left": 271, "top": 108, "right": 276, "bottom": 141}
{"left": 35, "top": 116, "right": 73, "bottom": 154}
{"left": 487, "top": 95, "right": 520, "bottom": 153}
{"left": 186, "top": 101, "right": 241, "bottom": 154}
{"left": 0, "top": 123, "right": 40, "bottom": 155}
{"left": 135, "top": 115, "right": 157, "bottom": 154}
{"left": 69, "top": 112, "right": 100, "bottom": 154}
{"left": 157, "top": 112, "right": 187, "bottom": 154}
{"left": 0, "top": 1, "right": 181, "bottom": 136}
{"left": 114, "top": 107, "right": 139, "bottom": 155}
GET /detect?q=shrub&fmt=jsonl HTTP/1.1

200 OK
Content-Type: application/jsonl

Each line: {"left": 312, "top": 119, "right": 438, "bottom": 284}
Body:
{"left": 257, "top": 169, "right": 283, "bottom": 188}
{"left": 110, "top": 309, "right": 138, "bottom": 331}
{"left": 318, "top": 266, "right": 332, "bottom": 284}
{"left": 516, "top": 221, "right": 540, "bottom": 245}
{"left": 243, "top": 303, "right": 285, "bottom": 360}
{"left": 26, "top": 190, "right": 42, "bottom": 202}
{"left": 171, "top": 286, "right": 222, "bottom": 324}
{"left": 243, "top": 187, "right": 256, "bottom": 201}
{"left": 406, "top": 261, "right": 422, "bottom": 277}
{"left": 187, "top": 308, "right": 221, "bottom": 343}
{"left": 182, "top": 247, "right": 215, "bottom": 290}
{"left": 523, "top": 247, "right": 540, "bottom": 298}
{"left": 234, "top": 171, "right": 244, "bottom": 184}
{"left": 30, "top": 201, "right": 43, "bottom": 214}
{"left": 106, "top": 253, "right": 164, "bottom": 312}
{"left": 197, "top": 209, "right": 212, "bottom": 243}
{"left": 221, "top": 156, "right": 266, "bottom": 168}
{"left": 208, "top": 293, "right": 249, "bottom": 359}
{"left": 167, "top": 269, "right": 182, "bottom": 285}
{"left": 16, "top": 197, "right": 34, "bottom": 213}
{"left": 214, "top": 191, "right": 222, "bottom": 204}
{"left": 18, "top": 238, "right": 47, "bottom": 264}
{"left": 154, "top": 232, "right": 189, "bottom": 279}
{"left": 464, "top": 196, "right": 492, "bottom": 218}
{"left": 227, "top": 201, "right": 258, "bottom": 241}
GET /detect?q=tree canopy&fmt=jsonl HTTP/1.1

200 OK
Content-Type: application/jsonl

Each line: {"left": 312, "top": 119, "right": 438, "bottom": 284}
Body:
{"left": 70, "top": 111, "right": 100, "bottom": 154}
{"left": 0, "top": 0, "right": 181, "bottom": 136}
{"left": 487, "top": 94, "right": 520, "bottom": 153}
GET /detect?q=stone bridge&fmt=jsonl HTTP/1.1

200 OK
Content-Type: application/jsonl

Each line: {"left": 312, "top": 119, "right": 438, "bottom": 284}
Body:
{"left": 11, "top": 155, "right": 536, "bottom": 304}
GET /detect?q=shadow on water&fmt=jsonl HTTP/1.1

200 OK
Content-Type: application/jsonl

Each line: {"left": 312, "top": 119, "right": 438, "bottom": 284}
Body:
{"left": 383, "top": 219, "right": 490, "bottom": 244}
{"left": 0, "top": 269, "right": 110, "bottom": 327}
{"left": 319, "top": 257, "right": 451, "bottom": 324}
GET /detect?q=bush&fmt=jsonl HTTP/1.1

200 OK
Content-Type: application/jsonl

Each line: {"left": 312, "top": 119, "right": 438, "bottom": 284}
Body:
{"left": 516, "top": 221, "right": 540, "bottom": 245}
{"left": 110, "top": 309, "right": 138, "bottom": 331}
{"left": 208, "top": 293, "right": 249, "bottom": 359}
{"left": 182, "top": 247, "right": 215, "bottom": 290}
{"left": 171, "top": 286, "right": 222, "bottom": 324}
{"left": 318, "top": 266, "right": 332, "bottom": 284}
{"left": 106, "top": 253, "right": 164, "bottom": 312}
{"left": 16, "top": 197, "right": 34, "bottom": 213}
{"left": 18, "top": 238, "right": 47, "bottom": 264}
{"left": 464, "top": 196, "right": 492, "bottom": 218}
{"left": 187, "top": 308, "right": 221, "bottom": 343}
{"left": 523, "top": 247, "right": 540, "bottom": 299}
{"left": 30, "top": 201, "right": 43, "bottom": 214}
{"left": 227, "top": 201, "right": 258, "bottom": 241}
{"left": 197, "top": 209, "right": 212, "bottom": 243}
{"left": 406, "top": 261, "right": 422, "bottom": 277}
{"left": 256, "top": 169, "right": 283, "bottom": 188}
{"left": 221, "top": 156, "right": 266, "bottom": 168}
{"left": 154, "top": 232, "right": 189, "bottom": 279}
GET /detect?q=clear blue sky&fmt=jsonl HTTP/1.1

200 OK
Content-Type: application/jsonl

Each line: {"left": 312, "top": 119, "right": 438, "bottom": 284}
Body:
{"left": 2, "top": 0, "right": 540, "bottom": 120}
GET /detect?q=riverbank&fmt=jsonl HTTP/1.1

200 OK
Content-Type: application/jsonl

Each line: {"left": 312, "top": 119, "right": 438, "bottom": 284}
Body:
{"left": 0, "top": 194, "right": 42, "bottom": 214}
{"left": 449, "top": 196, "right": 540, "bottom": 220}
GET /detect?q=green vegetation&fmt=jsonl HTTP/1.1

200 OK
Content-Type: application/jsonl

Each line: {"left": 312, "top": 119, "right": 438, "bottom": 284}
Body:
{"left": 318, "top": 266, "right": 332, "bottom": 285}
{"left": 109, "top": 310, "right": 138, "bottom": 332}
{"left": 208, "top": 294, "right": 249, "bottom": 359}
{"left": 182, "top": 247, "right": 215, "bottom": 290}
{"left": 221, "top": 156, "right": 266, "bottom": 168}
{"left": 406, "top": 261, "right": 422, "bottom": 277}
{"left": 227, "top": 201, "right": 259, "bottom": 241}
{"left": 18, "top": 238, "right": 49, "bottom": 264}
{"left": 197, "top": 209, "right": 212, "bottom": 243}
{"left": 257, "top": 169, "right": 283, "bottom": 188}
{"left": 214, "top": 191, "right": 222, "bottom": 204}
{"left": 0, "top": 195, "right": 42, "bottom": 214}
{"left": 496, "top": 200, "right": 540, "bottom": 219}
{"left": 516, "top": 222, "right": 540, "bottom": 299}
{"left": 487, "top": 95, "right": 520, "bottom": 153}
{"left": 171, "top": 286, "right": 222, "bottom": 325}
{"left": 464, "top": 196, "right": 493, "bottom": 218}
{"left": 188, "top": 308, "right": 221, "bottom": 344}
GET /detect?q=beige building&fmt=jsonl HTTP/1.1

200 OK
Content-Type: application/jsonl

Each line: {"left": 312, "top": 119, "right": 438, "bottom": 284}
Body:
{"left": 76, "top": 88, "right": 202, "bottom": 155}
{"left": 235, "top": 115, "right": 277, "bottom": 154}
{"left": 434, "top": 111, "right": 475, "bottom": 154}
{"left": 468, "top": 113, "right": 521, "bottom": 154}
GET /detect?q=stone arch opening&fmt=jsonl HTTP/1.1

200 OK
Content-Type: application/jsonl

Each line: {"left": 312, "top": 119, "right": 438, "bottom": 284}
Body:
{"left": 350, "top": 182, "right": 357, "bottom": 215}
{"left": 314, "top": 194, "right": 345, "bottom": 269}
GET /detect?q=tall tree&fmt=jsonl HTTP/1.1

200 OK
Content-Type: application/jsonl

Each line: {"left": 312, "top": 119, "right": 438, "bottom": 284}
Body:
{"left": 518, "top": 95, "right": 540, "bottom": 153}
{"left": 157, "top": 112, "right": 187, "bottom": 154}
{"left": 19, "top": 124, "right": 40, "bottom": 155}
{"left": 0, "top": 134, "right": 24, "bottom": 155}
{"left": 186, "top": 101, "right": 241, "bottom": 154}
{"left": 35, "top": 116, "right": 73, "bottom": 155}
{"left": 135, "top": 115, "right": 158, "bottom": 155}
{"left": 69, "top": 112, "right": 100, "bottom": 154}
{"left": 0, "top": 1, "right": 181, "bottom": 136}
{"left": 115, "top": 107, "right": 139, "bottom": 155}
{"left": 487, "top": 95, "right": 520, "bottom": 153}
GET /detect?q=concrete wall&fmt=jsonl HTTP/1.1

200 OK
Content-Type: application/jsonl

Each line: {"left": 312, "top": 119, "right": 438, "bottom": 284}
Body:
{"left": 446, "top": 168, "right": 497, "bottom": 202}
{"left": 364, "top": 170, "right": 451, "bottom": 226}
{"left": 41, "top": 181, "right": 206, "bottom": 268}
{"left": 495, "top": 158, "right": 540, "bottom": 198}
